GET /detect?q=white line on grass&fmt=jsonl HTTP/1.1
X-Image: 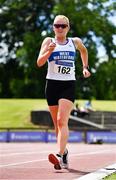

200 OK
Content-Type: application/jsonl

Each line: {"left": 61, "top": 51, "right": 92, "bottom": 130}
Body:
{"left": 74, "top": 163, "right": 116, "bottom": 180}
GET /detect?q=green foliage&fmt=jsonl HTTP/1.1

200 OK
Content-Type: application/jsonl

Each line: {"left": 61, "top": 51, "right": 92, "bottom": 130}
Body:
{"left": 94, "top": 60, "right": 116, "bottom": 99}
{"left": 0, "top": 0, "right": 115, "bottom": 99}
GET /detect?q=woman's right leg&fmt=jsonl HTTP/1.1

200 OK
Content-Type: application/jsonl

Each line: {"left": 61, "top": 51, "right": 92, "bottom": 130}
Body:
{"left": 49, "top": 105, "right": 58, "bottom": 136}
{"left": 49, "top": 105, "right": 66, "bottom": 170}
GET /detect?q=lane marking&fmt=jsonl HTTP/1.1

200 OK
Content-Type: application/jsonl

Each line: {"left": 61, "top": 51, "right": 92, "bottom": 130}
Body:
{"left": 0, "top": 148, "right": 115, "bottom": 157}
{"left": 0, "top": 159, "right": 47, "bottom": 167}
{"left": 74, "top": 163, "right": 116, "bottom": 180}
{"left": 0, "top": 150, "right": 51, "bottom": 157}
{"left": 70, "top": 149, "right": 115, "bottom": 157}
{"left": 0, "top": 149, "right": 115, "bottom": 168}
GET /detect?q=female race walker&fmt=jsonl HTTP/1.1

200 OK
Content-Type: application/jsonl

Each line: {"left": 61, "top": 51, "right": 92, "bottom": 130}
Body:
{"left": 37, "top": 15, "right": 91, "bottom": 170}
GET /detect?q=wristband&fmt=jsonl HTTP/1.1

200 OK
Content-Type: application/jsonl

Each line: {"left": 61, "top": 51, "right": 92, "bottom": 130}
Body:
{"left": 83, "top": 66, "right": 89, "bottom": 70}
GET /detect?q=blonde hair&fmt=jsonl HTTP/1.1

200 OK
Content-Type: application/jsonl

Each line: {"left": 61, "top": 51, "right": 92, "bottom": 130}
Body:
{"left": 53, "top": 15, "right": 70, "bottom": 26}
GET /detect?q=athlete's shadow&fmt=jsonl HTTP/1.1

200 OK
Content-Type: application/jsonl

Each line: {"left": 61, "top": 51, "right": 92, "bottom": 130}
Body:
{"left": 55, "top": 168, "right": 90, "bottom": 175}
{"left": 67, "top": 168, "right": 90, "bottom": 175}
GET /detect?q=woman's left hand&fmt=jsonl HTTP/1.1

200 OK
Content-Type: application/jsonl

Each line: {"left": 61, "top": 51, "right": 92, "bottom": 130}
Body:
{"left": 83, "top": 68, "right": 91, "bottom": 78}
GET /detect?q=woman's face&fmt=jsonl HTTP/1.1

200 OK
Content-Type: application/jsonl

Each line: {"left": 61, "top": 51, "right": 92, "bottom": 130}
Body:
{"left": 53, "top": 18, "right": 69, "bottom": 37}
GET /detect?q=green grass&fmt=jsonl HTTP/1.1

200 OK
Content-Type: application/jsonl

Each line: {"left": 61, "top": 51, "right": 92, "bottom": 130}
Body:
{"left": 102, "top": 172, "right": 116, "bottom": 180}
{"left": 76, "top": 100, "right": 116, "bottom": 112}
{"left": 0, "top": 99, "right": 116, "bottom": 128}
{"left": 0, "top": 99, "right": 48, "bottom": 128}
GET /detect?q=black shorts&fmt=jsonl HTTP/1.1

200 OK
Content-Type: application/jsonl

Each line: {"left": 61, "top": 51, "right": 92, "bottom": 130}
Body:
{"left": 45, "top": 79, "right": 76, "bottom": 106}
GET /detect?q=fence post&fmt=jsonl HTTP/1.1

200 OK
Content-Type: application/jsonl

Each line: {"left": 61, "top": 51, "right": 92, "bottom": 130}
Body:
{"left": 83, "top": 129, "right": 87, "bottom": 143}
{"left": 101, "top": 113, "right": 105, "bottom": 127}
{"left": 6, "top": 128, "right": 10, "bottom": 142}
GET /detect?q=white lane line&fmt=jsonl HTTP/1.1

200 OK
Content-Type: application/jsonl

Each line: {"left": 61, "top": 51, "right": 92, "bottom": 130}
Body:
{"left": 74, "top": 163, "right": 116, "bottom": 180}
{"left": 70, "top": 149, "right": 115, "bottom": 157}
{"left": 0, "top": 159, "right": 47, "bottom": 167}
{"left": 0, "top": 149, "right": 114, "bottom": 168}
{"left": 1, "top": 148, "right": 114, "bottom": 157}
{"left": 0, "top": 150, "right": 51, "bottom": 157}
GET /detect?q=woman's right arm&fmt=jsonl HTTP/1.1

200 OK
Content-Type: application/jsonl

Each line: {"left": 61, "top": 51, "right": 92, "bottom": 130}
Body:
{"left": 37, "top": 37, "right": 56, "bottom": 67}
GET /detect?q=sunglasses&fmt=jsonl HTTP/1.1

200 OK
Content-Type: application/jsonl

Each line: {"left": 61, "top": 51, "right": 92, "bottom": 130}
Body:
{"left": 53, "top": 24, "right": 68, "bottom": 29}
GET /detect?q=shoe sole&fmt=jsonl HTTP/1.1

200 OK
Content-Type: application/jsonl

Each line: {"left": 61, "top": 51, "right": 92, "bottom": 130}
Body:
{"left": 48, "top": 154, "right": 61, "bottom": 170}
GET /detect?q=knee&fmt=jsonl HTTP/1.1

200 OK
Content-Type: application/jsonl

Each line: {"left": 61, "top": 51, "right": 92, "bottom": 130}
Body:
{"left": 57, "top": 115, "right": 66, "bottom": 129}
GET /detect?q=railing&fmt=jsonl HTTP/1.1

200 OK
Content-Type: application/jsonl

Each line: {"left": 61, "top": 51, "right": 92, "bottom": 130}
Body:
{"left": 70, "top": 111, "right": 116, "bottom": 130}
{"left": 69, "top": 115, "right": 105, "bottom": 129}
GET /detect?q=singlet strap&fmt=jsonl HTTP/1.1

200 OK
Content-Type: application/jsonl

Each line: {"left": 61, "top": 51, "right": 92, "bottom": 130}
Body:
{"left": 71, "top": 38, "right": 77, "bottom": 51}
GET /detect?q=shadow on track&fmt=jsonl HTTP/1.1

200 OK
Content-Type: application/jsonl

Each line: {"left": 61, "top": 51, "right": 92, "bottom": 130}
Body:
{"left": 68, "top": 168, "right": 90, "bottom": 175}
{"left": 55, "top": 168, "right": 90, "bottom": 175}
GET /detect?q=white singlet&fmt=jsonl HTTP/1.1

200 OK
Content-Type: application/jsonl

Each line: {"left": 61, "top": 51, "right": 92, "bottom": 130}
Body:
{"left": 46, "top": 38, "right": 77, "bottom": 81}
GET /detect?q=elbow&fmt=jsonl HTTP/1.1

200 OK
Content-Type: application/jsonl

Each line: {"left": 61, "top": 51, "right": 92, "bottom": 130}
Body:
{"left": 37, "top": 59, "right": 42, "bottom": 67}
{"left": 37, "top": 62, "right": 42, "bottom": 68}
{"left": 37, "top": 56, "right": 47, "bottom": 67}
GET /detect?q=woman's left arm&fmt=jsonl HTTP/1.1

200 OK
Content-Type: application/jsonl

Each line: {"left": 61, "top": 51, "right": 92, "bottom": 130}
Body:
{"left": 73, "top": 37, "right": 91, "bottom": 78}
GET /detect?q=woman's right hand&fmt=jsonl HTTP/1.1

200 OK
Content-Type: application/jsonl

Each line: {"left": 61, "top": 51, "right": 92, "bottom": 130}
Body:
{"left": 37, "top": 38, "right": 56, "bottom": 67}
{"left": 48, "top": 42, "right": 56, "bottom": 52}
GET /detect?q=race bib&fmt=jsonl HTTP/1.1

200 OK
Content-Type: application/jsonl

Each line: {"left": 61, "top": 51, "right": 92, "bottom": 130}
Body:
{"left": 54, "top": 61, "right": 74, "bottom": 75}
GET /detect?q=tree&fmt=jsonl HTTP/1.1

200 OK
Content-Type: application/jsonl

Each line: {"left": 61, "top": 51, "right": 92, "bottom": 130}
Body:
{"left": 0, "top": 0, "right": 55, "bottom": 97}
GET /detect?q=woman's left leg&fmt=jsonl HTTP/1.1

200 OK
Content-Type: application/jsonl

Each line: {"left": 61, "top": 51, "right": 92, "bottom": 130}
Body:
{"left": 57, "top": 98, "right": 74, "bottom": 155}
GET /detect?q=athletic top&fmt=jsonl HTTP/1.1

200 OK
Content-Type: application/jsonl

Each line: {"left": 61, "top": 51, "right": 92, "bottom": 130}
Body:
{"left": 46, "top": 38, "right": 77, "bottom": 81}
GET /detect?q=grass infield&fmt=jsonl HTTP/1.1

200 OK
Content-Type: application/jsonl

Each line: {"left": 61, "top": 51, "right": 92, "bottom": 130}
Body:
{"left": 102, "top": 172, "right": 116, "bottom": 180}
{"left": 0, "top": 99, "right": 116, "bottom": 128}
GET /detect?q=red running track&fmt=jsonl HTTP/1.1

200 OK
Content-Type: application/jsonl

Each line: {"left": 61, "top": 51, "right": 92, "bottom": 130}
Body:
{"left": 0, "top": 143, "right": 116, "bottom": 180}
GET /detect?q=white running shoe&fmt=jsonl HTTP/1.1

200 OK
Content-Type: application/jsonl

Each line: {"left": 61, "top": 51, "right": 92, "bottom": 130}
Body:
{"left": 62, "top": 149, "right": 69, "bottom": 169}
{"left": 48, "top": 153, "right": 63, "bottom": 170}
